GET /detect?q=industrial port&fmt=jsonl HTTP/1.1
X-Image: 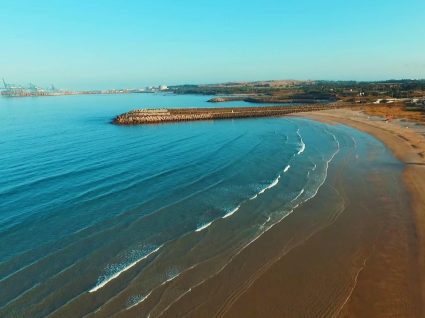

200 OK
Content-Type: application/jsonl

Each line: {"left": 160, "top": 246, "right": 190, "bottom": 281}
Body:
{"left": 0, "top": 79, "right": 168, "bottom": 97}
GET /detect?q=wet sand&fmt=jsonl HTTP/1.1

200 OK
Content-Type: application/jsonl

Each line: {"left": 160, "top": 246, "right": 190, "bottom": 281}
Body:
{"left": 300, "top": 109, "right": 425, "bottom": 316}
{"left": 149, "top": 109, "right": 425, "bottom": 318}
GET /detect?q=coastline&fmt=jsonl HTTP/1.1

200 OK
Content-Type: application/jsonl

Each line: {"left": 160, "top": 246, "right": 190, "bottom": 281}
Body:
{"left": 3, "top": 100, "right": 423, "bottom": 317}
{"left": 148, "top": 109, "right": 424, "bottom": 318}
{"left": 299, "top": 109, "right": 425, "bottom": 313}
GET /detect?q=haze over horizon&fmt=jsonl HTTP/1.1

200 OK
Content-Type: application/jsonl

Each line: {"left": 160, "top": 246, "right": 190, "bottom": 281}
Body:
{"left": 1, "top": 0, "right": 424, "bottom": 90}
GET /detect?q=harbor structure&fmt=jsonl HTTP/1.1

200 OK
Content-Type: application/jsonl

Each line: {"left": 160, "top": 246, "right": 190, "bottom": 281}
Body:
{"left": 1, "top": 79, "right": 58, "bottom": 97}
{"left": 113, "top": 104, "right": 345, "bottom": 125}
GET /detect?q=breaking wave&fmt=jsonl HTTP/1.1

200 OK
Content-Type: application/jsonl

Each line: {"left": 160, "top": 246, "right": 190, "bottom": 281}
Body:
{"left": 195, "top": 222, "right": 213, "bottom": 232}
{"left": 222, "top": 205, "right": 241, "bottom": 219}
{"left": 89, "top": 245, "right": 162, "bottom": 293}
{"left": 296, "top": 129, "right": 306, "bottom": 155}
{"left": 126, "top": 292, "right": 152, "bottom": 309}
{"left": 258, "top": 175, "right": 280, "bottom": 195}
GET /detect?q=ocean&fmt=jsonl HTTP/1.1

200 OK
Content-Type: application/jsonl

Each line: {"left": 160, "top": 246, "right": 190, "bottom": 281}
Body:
{"left": 0, "top": 93, "right": 399, "bottom": 317}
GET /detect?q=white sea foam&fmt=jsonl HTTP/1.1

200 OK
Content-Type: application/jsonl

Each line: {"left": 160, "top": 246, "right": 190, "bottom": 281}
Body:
{"left": 163, "top": 214, "right": 281, "bottom": 312}
{"left": 126, "top": 291, "right": 152, "bottom": 309}
{"left": 222, "top": 205, "right": 240, "bottom": 219}
{"left": 195, "top": 221, "right": 212, "bottom": 232}
{"left": 258, "top": 175, "right": 280, "bottom": 195}
{"left": 165, "top": 272, "right": 181, "bottom": 283}
{"left": 152, "top": 131, "right": 343, "bottom": 317}
{"left": 157, "top": 132, "right": 341, "bottom": 316}
{"left": 89, "top": 245, "right": 163, "bottom": 293}
{"left": 154, "top": 179, "right": 327, "bottom": 317}
{"left": 250, "top": 167, "right": 287, "bottom": 200}
{"left": 292, "top": 189, "right": 305, "bottom": 202}
{"left": 249, "top": 194, "right": 258, "bottom": 200}
{"left": 297, "top": 142, "right": 305, "bottom": 155}
{"left": 308, "top": 130, "right": 340, "bottom": 199}
{"left": 143, "top": 263, "right": 204, "bottom": 316}
{"left": 296, "top": 129, "right": 306, "bottom": 155}
{"left": 329, "top": 130, "right": 341, "bottom": 150}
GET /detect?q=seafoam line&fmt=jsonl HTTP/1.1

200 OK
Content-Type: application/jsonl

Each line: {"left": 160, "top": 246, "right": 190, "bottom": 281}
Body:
{"left": 195, "top": 222, "right": 213, "bottom": 232}
{"left": 156, "top": 129, "right": 342, "bottom": 318}
{"left": 296, "top": 129, "right": 306, "bottom": 155}
{"left": 222, "top": 205, "right": 241, "bottom": 219}
{"left": 126, "top": 291, "right": 152, "bottom": 310}
{"left": 89, "top": 245, "right": 163, "bottom": 293}
{"left": 258, "top": 175, "right": 280, "bottom": 195}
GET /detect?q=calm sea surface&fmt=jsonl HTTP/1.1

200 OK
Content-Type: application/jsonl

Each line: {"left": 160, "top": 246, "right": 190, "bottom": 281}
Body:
{"left": 0, "top": 93, "right": 398, "bottom": 317}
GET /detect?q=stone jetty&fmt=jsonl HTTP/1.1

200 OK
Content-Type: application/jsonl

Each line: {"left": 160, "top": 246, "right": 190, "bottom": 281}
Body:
{"left": 113, "top": 104, "right": 345, "bottom": 125}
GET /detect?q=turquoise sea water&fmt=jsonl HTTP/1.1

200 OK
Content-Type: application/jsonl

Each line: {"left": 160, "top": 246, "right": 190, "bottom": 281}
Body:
{"left": 0, "top": 94, "right": 397, "bottom": 317}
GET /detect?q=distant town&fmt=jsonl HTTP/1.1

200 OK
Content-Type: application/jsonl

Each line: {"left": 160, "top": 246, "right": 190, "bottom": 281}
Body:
{"left": 0, "top": 79, "right": 169, "bottom": 97}
{"left": 2, "top": 78, "right": 424, "bottom": 113}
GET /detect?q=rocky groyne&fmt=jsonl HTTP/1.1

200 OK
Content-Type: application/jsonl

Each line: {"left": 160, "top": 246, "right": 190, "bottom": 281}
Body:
{"left": 113, "top": 104, "right": 345, "bottom": 125}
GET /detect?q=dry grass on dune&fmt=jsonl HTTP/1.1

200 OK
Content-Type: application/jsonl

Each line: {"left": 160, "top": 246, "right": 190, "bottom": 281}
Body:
{"left": 353, "top": 103, "right": 425, "bottom": 123}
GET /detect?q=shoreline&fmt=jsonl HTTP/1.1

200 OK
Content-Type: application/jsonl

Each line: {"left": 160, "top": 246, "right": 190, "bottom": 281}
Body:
{"left": 151, "top": 109, "right": 424, "bottom": 318}
{"left": 299, "top": 109, "right": 425, "bottom": 315}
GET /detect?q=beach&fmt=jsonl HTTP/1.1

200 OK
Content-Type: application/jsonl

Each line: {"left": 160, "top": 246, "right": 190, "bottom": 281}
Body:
{"left": 301, "top": 109, "right": 425, "bottom": 316}
{"left": 1, "top": 95, "right": 424, "bottom": 317}
{"left": 152, "top": 109, "right": 425, "bottom": 318}
{"left": 2, "top": 0, "right": 424, "bottom": 316}
{"left": 0, "top": 95, "right": 368, "bottom": 317}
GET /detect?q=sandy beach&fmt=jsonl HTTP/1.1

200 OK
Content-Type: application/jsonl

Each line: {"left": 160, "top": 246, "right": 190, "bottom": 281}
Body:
{"left": 152, "top": 109, "right": 425, "bottom": 318}
{"left": 301, "top": 109, "right": 425, "bottom": 316}
{"left": 3, "top": 102, "right": 424, "bottom": 318}
{"left": 3, "top": 1, "right": 424, "bottom": 316}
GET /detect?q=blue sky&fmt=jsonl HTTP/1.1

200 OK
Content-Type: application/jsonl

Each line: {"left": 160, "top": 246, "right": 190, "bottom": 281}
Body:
{"left": 1, "top": 0, "right": 424, "bottom": 89}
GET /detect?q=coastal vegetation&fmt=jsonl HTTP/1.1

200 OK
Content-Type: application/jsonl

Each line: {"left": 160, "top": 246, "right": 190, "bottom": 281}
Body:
{"left": 169, "top": 79, "right": 425, "bottom": 110}
{"left": 113, "top": 79, "right": 425, "bottom": 125}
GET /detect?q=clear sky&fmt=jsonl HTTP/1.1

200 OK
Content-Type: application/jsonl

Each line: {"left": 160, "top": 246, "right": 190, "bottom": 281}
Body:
{"left": 1, "top": 0, "right": 424, "bottom": 89}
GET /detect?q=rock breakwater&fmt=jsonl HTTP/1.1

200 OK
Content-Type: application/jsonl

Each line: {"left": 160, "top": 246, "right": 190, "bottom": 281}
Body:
{"left": 113, "top": 104, "right": 345, "bottom": 125}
